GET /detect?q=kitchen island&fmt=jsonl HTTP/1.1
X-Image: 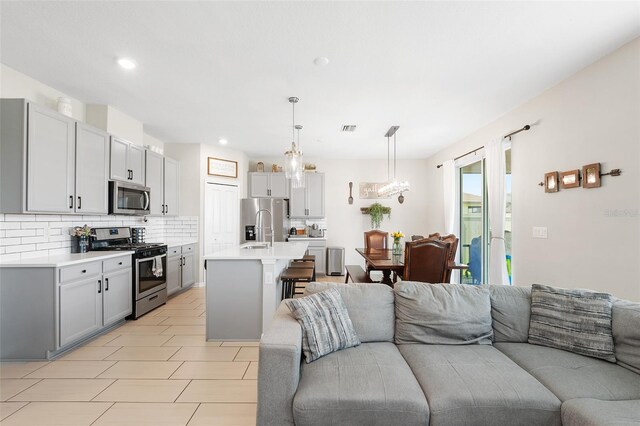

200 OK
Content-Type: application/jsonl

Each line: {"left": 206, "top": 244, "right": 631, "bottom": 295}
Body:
{"left": 203, "top": 241, "right": 308, "bottom": 341}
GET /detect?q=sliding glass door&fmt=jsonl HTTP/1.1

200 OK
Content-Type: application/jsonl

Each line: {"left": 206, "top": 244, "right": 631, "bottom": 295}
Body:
{"left": 459, "top": 159, "right": 487, "bottom": 285}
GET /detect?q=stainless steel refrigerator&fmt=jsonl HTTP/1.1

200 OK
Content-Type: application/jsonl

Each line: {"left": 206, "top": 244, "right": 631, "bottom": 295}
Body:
{"left": 240, "top": 198, "right": 289, "bottom": 244}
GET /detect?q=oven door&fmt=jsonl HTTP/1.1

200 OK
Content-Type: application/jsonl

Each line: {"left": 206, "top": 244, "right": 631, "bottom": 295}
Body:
{"left": 135, "top": 254, "right": 167, "bottom": 299}
{"left": 110, "top": 181, "right": 150, "bottom": 215}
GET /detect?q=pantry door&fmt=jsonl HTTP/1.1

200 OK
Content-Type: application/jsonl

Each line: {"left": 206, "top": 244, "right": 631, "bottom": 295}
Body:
{"left": 204, "top": 183, "right": 239, "bottom": 255}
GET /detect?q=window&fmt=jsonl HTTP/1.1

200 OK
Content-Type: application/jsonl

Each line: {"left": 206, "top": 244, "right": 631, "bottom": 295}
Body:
{"left": 458, "top": 145, "right": 512, "bottom": 285}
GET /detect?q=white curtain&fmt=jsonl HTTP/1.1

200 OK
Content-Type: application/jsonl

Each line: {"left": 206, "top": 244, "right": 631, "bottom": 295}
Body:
{"left": 442, "top": 160, "right": 455, "bottom": 235}
{"left": 485, "top": 138, "right": 510, "bottom": 285}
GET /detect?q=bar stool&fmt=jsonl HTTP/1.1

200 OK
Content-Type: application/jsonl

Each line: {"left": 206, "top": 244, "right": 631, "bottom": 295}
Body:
{"left": 280, "top": 267, "right": 314, "bottom": 300}
{"left": 288, "top": 260, "right": 316, "bottom": 281}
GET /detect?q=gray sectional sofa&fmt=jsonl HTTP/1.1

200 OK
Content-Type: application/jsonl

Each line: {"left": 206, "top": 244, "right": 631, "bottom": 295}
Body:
{"left": 257, "top": 282, "right": 640, "bottom": 426}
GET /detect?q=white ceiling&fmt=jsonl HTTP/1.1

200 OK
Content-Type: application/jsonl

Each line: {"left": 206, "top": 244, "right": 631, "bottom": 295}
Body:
{"left": 1, "top": 1, "right": 638, "bottom": 159}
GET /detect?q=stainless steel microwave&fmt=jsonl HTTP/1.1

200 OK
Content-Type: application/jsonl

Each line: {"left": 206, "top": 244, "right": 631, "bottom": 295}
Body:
{"left": 109, "top": 181, "right": 150, "bottom": 215}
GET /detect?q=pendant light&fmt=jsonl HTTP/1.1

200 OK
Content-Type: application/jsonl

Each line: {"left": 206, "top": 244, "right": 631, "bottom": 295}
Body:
{"left": 291, "top": 124, "right": 306, "bottom": 189}
{"left": 284, "top": 97, "right": 303, "bottom": 186}
{"left": 378, "top": 126, "right": 410, "bottom": 199}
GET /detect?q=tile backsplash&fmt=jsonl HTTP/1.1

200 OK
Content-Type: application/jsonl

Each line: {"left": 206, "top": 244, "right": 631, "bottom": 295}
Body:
{"left": 0, "top": 214, "right": 198, "bottom": 262}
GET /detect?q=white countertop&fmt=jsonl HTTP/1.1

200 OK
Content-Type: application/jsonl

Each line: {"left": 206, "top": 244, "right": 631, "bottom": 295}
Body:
{"left": 203, "top": 242, "right": 308, "bottom": 260}
{"left": 163, "top": 239, "right": 198, "bottom": 247}
{"left": 0, "top": 251, "right": 135, "bottom": 268}
{"left": 287, "top": 236, "right": 326, "bottom": 242}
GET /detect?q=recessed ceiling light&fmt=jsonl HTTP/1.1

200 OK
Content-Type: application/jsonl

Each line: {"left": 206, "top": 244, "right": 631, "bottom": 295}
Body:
{"left": 314, "top": 57, "right": 330, "bottom": 66}
{"left": 218, "top": 138, "right": 228, "bottom": 145}
{"left": 116, "top": 58, "right": 137, "bottom": 70}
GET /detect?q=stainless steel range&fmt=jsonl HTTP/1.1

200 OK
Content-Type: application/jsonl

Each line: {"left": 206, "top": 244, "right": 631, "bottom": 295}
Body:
{"left": 90, "top": 227, "right": 168, "bottom": 319}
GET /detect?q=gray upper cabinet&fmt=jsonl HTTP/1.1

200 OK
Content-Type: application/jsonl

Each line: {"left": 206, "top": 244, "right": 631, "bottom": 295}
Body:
{"left": 75, "top": 123, "right": 109, "bottom": 214}
{"left": 164, "top": 157, "right": 179, "bottom": 216}
{"left": 249, "top": 172, "right": 289, "bottom": 198}
{"left": 0, "top": 99, "right": 108, "bottom": 214}
{"left": 110, "top": 136, "right": 146, "bottom": 186}
{"left": 145, "top": 150, "right": 164, "bottom": 215}
{"left": 289, "top": 173, "right": 325, "bottom": 219}
{"left": 27, "top": 103, "right": 76, "bottom": 213}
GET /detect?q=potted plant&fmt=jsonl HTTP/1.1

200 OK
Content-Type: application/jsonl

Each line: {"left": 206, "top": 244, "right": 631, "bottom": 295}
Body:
{"left": 360, "top": 203, "right": 391, "bottom": 229}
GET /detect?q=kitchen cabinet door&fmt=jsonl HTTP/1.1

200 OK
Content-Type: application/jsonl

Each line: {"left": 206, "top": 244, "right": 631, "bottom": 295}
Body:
{"left": 306, "top": 173, "right": 325, "bottom": 218}
{"left": 75, "top": 123, "right": 109, "bottom": 214}
{"left": 59, "top": 276, "right": 102, "bottom": 347}
{"left": 110, "top": 137, "right": 129, "bottom": 182}
{"left": 269, "top": 173, "right": 289, "bottom": 198}
{"left": 181, "top": 252, "right": 195, "bottom": 288}
{"left": 128, "top": 144, "right": 146, "bottom": 186}
{"left": 103, "top": 268, "right": 132, "bottom": 326}
{"left": 145, "top": 151, "right": 164, "bottom": 215}
{"left": 164, "top": 157, "right": 179, "bottom": 216}
{"left": 307, "top": 246, "right": 326, "bottom": 276}
{"left": 249, "top": 173, "right": 269, "bottom": 197}
{"left": 288, "top": 184, "right": 306, "bottom": 218}
{"left": 26, "top": 103, "right": 76, "bottom": 213}
{"left": 166, "top": 255, "right": 182, "bottom": 296}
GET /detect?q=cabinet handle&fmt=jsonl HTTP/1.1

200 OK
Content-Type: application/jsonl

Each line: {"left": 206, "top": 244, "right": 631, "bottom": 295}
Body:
{"left": 98, "top": 279, "right": 102, "bottom": 293}
{"left": 69, "top": 195, "right": 73, "bottom": 209}
{"left": 105, "top": 278, "right": 109, "bottom": 291}
{"left": 118, "top": 261, "right": 123, "bottom": 265}
{"left": 162, "top": 204, "right": 165, "bottom": 214}
{"left": 149, "top": 294, "right": 158, "bottom": 301}
{"left": 82, "top": 269, "right": 87, "bottom": 273}
{"left": 182, "top": 257, "right": 186, "bottom": 266}
{"left": 165, "top": 205, "right": 168, "bottom": 214}
{"left": 131, "top": 170, "right": 134, "bottom": 180}
{"left": 77, "top": 196, "right": 82, "bottom": 209}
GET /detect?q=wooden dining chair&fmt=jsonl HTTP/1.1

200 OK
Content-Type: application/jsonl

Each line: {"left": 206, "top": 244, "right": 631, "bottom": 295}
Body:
{"left": 403, "top": 239, "right": 451, "bottom": 283}
{"left": 439, "top": 234, "right": 460, "bottom": 282}
{"left": 364, "top": 230, "right": 388, "bottom": 278}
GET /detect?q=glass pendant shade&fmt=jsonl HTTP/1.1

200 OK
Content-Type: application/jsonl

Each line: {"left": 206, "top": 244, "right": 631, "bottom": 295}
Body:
{"left": 284, "top": 143, "right": 300, "bottom": 179}
{"left": 378, "top": 127, "right": 409, "bottom": 198}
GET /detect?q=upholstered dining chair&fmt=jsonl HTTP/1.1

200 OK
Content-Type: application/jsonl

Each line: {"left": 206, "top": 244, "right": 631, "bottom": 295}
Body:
{"left": 411, "top": 235, "right": 425, "bottom": 241}
{"left": 364, "top": 230, "right": 388, "bottom": 278}
{"left": 402, "top": 239, "right": 451, "bottom": 283}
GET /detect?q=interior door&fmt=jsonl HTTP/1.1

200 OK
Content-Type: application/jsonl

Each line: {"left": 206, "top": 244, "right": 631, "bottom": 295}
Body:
{"left": 75, "top": 123, "right": 109, "bottom": 214}
{"left": 110, "top": 137, "right": 129, "bottom": 182}
{"left": 128, "top": 144, "right": 146, "bottom": 185}
{"left": 27, "top": 103, "right": 76, "bottom": 213}
{"left": 204, "top": 183, "right": 239, "bottom": 254}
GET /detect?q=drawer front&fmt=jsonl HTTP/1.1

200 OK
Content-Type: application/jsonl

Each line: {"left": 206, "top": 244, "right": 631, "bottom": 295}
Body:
{"left": 59, "top": 261, "right": 102, "bottom": 283}
{"left": 181, "top": 244, "right": 197, "bottom": 254}
{"left": 103, "top": 256, "right": 132, "bottom": 273}
{"left": 306, "top": 241, "right": 326, "bottom": 248}
{"left": 168, "top": 246, "right": 181, "bottom": 257}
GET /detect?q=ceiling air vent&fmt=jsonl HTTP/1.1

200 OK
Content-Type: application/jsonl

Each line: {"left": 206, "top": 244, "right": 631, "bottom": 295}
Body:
{"left": 341, "top": 125, "right": 357, "bottom": 132}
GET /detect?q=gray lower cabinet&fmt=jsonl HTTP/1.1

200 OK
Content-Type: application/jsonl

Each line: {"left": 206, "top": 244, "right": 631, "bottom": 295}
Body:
{"left": 167, "top": 243, "right": 197, "bottom": 296}
{"left": 0, "top": 254, "right": 132, "bottom": 360}
{"left": 305, "top": 239, "right": 327, "bottom": 276}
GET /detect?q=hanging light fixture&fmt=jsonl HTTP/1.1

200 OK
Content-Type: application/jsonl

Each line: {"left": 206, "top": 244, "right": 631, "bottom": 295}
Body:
{"left": 378, "top": 126, "right": 410, "bottom": 199}
{"left": 284, "top": 97, "right": 303, "bottom": 186}
{"left": 291, "top": 124, "right": 306, "bottom": 189}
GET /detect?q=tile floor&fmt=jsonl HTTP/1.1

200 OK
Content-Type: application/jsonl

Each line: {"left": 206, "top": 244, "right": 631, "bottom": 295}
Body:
{"left": 0, "top": 286, "right": 259, "bottom": 425}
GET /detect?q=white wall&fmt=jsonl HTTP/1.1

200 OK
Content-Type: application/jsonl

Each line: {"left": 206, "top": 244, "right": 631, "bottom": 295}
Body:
{"left": 249, "top": 158, "right": 430, "bottom": 267}
{"left": 423, "top": 38, "right": 640, "bottom": 301}
{"left": 0, "top": 64, "right": 86, "bottom": 121}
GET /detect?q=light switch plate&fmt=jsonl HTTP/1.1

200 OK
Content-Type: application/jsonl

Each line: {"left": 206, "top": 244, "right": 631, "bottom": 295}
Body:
{"left": 532, "top": 227, "right": 548, "bottom": 239}
{"left": 264, "top": 272, "right": 273, "bottom": 284}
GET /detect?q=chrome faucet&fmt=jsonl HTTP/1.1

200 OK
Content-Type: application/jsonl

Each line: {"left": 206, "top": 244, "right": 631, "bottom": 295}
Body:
{"left": 255, "top": 209, "right": 275, "bottom": 247}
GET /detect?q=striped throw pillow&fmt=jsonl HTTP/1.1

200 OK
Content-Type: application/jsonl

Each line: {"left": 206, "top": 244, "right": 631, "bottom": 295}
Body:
{"left": 528, "top": 284, "right": 616, "bottom": 362}
{"left": 285, "top": 288, "right": 360, "bottom": 363}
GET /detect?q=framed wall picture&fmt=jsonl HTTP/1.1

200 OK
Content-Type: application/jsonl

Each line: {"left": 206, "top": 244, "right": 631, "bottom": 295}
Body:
{"left": 560, "top": 169, "right": 580, "bottom": 189}
{"left": 208, "top": 157, "right": 238, "bottom": 178}
{"left": 544, "top": 171, "right": 559, "bottom": 193}
{"left": 582, "top": 163, "right": 601, "bottom": 188}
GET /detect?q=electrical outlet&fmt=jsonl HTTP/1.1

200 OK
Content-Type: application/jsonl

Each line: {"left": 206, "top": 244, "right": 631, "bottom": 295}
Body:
{"left": 264, "top": 272, "right": 273, "bottom": 284}
{"left": 532, "top": 227, "right": 548, "bottom": 239}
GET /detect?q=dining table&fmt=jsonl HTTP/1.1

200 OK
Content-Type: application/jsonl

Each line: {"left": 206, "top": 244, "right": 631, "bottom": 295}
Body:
{"left": 355, "top": 248, "right": 404, "bottom": 286}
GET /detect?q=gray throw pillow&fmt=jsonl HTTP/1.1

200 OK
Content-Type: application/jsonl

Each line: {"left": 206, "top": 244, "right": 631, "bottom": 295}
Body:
{"left": 285, "top": 288, "right": 360, "bottom": 363}
{"left": 394, "top": 282, "right": 493, "bottom": 345}
{"left": 528, "top": 284, "right": 616, "bottom": 362}
{"left": 612, "top": 298, "right": 640, "bottom": 374}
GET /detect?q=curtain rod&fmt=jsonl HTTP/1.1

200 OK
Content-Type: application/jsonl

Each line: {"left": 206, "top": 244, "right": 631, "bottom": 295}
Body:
{"left": 436, "top": 124, "right": 530, "bottom": 168}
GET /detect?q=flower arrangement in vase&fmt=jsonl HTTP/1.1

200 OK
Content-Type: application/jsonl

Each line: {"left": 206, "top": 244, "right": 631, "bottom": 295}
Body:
{"left": 391, "top": 231, "right": 404, "bottom": 256}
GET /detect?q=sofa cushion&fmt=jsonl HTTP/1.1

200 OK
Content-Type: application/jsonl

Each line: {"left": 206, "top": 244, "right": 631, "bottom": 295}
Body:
{"left": 398, "top": 344, "right": 561, "bottom": 426}
{"left": 528, "top": 284, "right": 615, "bottom": 362}
{"left": 285, "top": 288, "right": 360, "bottom": 363}
{"left": 490, "top": 285, "right": 531, "bottom": 342}
{"left": 613, "top": 298, "right": 640, "bottom": 374}
{"left": 561, "top": 398, "right": 640, "bottom": 426}
{"left": 305, "top": 282, "right": 394, "bottom": 343}
{"left": 293, "top": 342, "right": 429, "bottom": 426}
{"left": 394, "top": 282, "right": 493, "bottom": 345}
{"left": 495, "top": 342, "right": 640, "bottom": 401}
